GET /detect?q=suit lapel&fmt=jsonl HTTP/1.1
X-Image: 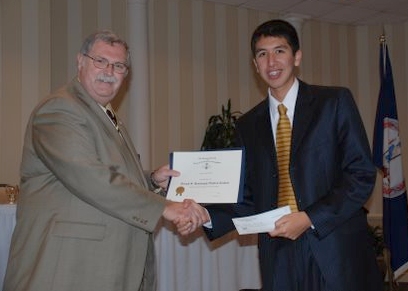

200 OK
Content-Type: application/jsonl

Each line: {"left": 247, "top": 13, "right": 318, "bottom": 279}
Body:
{"left": 102, "top": 114, "right": 147, "bottom": 188}
{"left": 291, "top": 81, "right": 317, "bottom": 157}
{"left": 71, "top": 79, "right": 147, "bottom": 188}
{"left": 116, "top": 120, "right": 148, "bottom": 188}
{"left": 255, "top": 99, "right": 277, "bottom": 162}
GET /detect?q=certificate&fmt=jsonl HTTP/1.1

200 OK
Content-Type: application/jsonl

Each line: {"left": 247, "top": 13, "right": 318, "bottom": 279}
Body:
{"left": 232, "top": 206, "right": 291, "bottom": 235}
{"left": 166, "top": 149, "right": 244, "bottom": 203}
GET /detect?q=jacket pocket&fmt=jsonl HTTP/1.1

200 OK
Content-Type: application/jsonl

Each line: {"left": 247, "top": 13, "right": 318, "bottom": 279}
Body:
{"left": 52, "top": 220, "right": 106, "bottom": 241}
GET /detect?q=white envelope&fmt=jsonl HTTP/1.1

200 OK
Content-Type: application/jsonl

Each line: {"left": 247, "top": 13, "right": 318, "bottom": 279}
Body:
{"left": 232, "top": 206, "right": 291, "bottom": 235}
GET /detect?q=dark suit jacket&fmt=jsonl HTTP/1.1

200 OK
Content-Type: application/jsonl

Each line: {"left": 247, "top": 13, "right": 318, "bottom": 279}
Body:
{"left": 205, "top": 80, "right": 383, "bottom": 291}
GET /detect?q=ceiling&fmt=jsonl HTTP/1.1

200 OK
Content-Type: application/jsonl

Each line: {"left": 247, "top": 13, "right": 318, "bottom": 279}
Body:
{"left": 202, "top": 0, "right": 408, "bottom": 25}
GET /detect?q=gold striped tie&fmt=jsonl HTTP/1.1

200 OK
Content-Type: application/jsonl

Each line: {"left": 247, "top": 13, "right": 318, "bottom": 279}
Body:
{"left": 276, "top": 104, "right": 298, "bottom": 212}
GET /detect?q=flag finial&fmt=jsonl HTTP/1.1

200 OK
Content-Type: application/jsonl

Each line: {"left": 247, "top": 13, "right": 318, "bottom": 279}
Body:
{"left": 380, "top": 34, "right": 386, "bottom": 43}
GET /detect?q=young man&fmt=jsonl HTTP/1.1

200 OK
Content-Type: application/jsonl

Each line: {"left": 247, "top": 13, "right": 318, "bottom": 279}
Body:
{"left": 204, "top": 19, "right": 383, "bottom": 291}
{"left": 3, "top": 30, "right": 207, "bottom": 291}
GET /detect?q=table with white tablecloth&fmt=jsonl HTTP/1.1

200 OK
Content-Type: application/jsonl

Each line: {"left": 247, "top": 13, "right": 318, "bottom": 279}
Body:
{"left": 154, "top": 219, "right": 262, "bottom": 291}
{"left": 0, "top": 204, "right": 16, "bottom": 290}
{"left": 0, "top": 206, "right": 262, "bottom": 291}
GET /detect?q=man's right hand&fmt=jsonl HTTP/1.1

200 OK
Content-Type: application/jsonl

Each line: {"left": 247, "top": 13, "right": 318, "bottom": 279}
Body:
{"left": 162, "top": 199, "right": 210, "bottom": 236}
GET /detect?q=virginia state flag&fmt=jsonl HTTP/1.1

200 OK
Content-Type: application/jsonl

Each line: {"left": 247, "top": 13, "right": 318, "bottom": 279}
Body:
{"left": 373, "top": 37, "right": 408, "bottom": 279}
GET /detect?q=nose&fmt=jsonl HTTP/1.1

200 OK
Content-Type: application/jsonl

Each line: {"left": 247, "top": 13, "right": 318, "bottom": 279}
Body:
{"left": 267, "top": 52, "right": 276, "bottom": 66}
{"left": 104, "top": 64, "right": 115, "bottom": 75}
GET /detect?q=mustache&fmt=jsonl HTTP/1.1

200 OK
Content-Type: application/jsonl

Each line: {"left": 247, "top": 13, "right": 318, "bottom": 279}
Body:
{"left": 96, "top": 74, "right": 118, "bottom": 83}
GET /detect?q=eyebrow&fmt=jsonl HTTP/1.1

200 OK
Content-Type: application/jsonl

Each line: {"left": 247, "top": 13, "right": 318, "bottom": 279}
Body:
{"left": 255, "top": 44, "right": 289, "bottom": 53}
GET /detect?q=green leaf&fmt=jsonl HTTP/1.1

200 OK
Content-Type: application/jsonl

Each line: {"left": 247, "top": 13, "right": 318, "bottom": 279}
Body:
{"left": 201, "top": 99, "right": 242, "bottom": 150}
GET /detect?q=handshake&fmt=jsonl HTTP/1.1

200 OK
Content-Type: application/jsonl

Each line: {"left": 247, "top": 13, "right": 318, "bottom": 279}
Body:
{"left": 163, "top": 199, "right": 210, "bottom": 236}
{"left": 153, "top": 165, "right": 211, "bottom": 236}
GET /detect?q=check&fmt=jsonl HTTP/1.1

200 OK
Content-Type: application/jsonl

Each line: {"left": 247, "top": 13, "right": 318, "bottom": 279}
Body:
{"left": 232, "top": 206, "right": 291, "bottom": 235}
{"left": 166, "top": 149, "right": 244, "bottom": 203}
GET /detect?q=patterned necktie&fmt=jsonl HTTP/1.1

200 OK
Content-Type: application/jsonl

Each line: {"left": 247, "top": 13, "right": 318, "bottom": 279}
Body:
{"left": 276, "top": 104, "right": 298, "bottom": 212}
{"left": 106, "top": 109, "right": 118, "bottom": 128}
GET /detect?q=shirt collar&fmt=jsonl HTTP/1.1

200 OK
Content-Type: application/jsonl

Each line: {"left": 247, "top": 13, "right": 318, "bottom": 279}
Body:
{"left": 268, "top": 79, "right": 299, "bottom": 120}
{"left": 98, "top": 103, "right": 114, "bottom": 114}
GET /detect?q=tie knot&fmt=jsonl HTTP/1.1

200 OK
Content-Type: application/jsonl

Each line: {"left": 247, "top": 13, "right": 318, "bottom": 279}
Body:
{"left": 278, "top": 104, "right": 287, "bottom": 116}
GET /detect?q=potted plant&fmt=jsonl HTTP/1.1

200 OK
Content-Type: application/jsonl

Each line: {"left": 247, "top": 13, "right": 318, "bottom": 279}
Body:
{"left": 201, "top": 99, "right": 242, "bottom": 150}
{"left": 369, "top": 225, "right": 384, "bottom": 257}
{"left": 368, "top": 224, "right": 387, "bottom": 280}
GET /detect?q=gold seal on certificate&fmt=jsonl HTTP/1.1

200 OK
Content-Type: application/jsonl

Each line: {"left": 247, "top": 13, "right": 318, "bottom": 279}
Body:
{"left": 166, "top": 149, "right": 244, "bottom": 203}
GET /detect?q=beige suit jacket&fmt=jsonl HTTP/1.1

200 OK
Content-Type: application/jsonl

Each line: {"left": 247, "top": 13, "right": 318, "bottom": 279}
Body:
{"left": 3, "top": 79, "right": 166, "bottom": 291}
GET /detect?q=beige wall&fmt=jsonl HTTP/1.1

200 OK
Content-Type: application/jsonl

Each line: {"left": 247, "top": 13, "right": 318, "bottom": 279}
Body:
{"left": 2, "top": 0, "right": 408, "bottom": 219}
{"left": 0, "top": 0, "right": 128, "bottom": 183}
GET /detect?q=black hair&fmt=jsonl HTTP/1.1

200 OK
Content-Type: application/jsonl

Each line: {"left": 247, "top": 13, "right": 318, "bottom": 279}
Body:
{"left": 251, "top": 19, "right": 299, "bottom": 57}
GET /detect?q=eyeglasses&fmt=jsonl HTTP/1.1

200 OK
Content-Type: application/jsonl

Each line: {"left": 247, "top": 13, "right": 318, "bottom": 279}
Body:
{"left": 83, "top": 54, "right": 128, "bottom": 74}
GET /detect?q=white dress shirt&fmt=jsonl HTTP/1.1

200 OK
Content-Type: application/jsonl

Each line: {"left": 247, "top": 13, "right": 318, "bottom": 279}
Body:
{"left": 268, "top": 79, "right": 299, "bottom": 143}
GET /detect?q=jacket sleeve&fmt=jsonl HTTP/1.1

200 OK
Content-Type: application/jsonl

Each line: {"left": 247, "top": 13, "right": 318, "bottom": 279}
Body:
{"left": 303, "top": 88, "right": 376, "bottom": 239}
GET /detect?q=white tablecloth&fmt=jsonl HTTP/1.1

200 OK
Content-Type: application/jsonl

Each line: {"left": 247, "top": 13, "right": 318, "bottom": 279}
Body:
{"left": 0, "top": 204, "right": 16, "bottom": 290}
{"left": 154, "top": 219, "right": 262, "bottom": 291}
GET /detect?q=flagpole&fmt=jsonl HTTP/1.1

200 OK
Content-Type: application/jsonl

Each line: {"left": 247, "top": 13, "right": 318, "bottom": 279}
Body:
{"left": 380, "top": 34, "right": 386, "bottom": 77}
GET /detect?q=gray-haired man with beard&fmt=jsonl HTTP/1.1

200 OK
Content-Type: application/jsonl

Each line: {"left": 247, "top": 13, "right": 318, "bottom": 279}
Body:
{"left": 3, "top": 30, "right": 208, "bottom": 291}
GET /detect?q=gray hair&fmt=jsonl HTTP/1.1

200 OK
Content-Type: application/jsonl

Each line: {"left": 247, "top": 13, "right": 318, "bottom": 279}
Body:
{"left": 79, "top": 30, "right": 130, "bottom": 65}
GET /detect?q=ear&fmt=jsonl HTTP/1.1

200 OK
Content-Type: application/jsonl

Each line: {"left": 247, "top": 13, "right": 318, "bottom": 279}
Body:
{"left": 253, "top": 59, "right": 259, "bottom": 73}
{"left": 294, "top": 50, "right": 302, "bottom": 67}
{"left": 77, "top": 53, "right": 84, "bottom": 70}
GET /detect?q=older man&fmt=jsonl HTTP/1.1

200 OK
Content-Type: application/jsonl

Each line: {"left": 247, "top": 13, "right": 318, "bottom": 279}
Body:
{"left": 3, "top": 30, "right": 207, "bottom": 291}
